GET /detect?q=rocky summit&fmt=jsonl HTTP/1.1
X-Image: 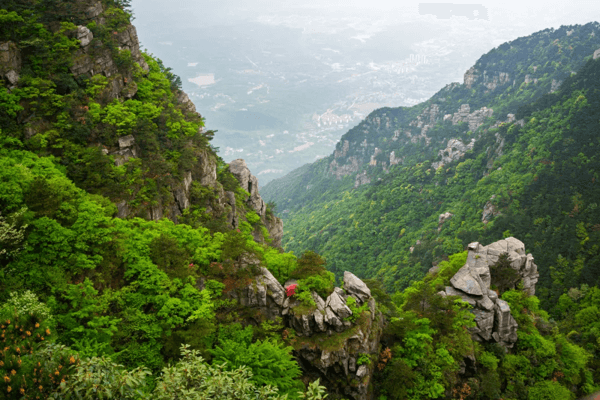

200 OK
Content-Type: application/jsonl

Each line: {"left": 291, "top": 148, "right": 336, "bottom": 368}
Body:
{"left": 439, "top": 237, "right": 539, "bottom": 348}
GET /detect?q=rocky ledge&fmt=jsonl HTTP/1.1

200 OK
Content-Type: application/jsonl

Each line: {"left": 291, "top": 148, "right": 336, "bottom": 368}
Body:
{"left": 438, "top": 237, "right": 539, "bottom": 348}
{"left": 236, "top": 269, "right": 383, "bottom": 400}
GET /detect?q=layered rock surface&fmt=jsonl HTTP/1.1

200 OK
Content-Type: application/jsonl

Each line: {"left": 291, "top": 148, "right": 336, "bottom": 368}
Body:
{"left": 439, "top": 237, "right": 539, "bottom": 348}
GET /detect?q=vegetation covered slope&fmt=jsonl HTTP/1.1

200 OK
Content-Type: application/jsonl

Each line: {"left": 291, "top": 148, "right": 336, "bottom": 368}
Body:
{"left": 263, "top": 22, "right": 600, "bottom": 311}
{"left": 1, "top": 1, "right": 599, "bottom": 399}
{"left": 0, "top": 1, "right": 332, "bottom": 398}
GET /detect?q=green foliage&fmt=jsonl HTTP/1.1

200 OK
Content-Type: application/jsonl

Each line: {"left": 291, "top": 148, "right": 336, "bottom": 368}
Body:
{"left": 490, "top": 252, "right": 522, "bottom": 293}
{"left": 527, "top": 380, "right": 574, "bottom": 400}
{"left": 58, "top": 356, "right": 150, "bottom": 399}
{"left": 153, "top": 344, "right": 287, "bottom": 400}
{"left": 210, "top": 338, "right": 302, "bottom": 396}
{"left": 345, "top": 296, "right": 369, "bottom": 323}
{"left": 265, "top": 23, "right": 600, "bottom": 311}
{"left": 291, "top": 251, "right": 334, "bottom": 299}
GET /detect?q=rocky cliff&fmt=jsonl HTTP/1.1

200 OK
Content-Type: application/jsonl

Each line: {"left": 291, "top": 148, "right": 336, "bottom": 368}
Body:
{"left": 0, "top": 0, "right": 282, "bottom": 245}
{"left": 234, "top": 268, "right": 383, "bottom": 400}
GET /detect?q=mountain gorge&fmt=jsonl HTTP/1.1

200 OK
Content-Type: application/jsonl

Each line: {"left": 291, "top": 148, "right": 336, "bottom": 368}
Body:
{"left": 1, "top": 1, "right": 600, "bottom": 399}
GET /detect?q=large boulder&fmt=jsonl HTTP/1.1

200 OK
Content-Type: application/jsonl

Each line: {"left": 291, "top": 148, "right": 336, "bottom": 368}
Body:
{"left": 443, "top": 237, "right": 539, "bottom": 348}
{"left": 344, "top": 271, "right": 371, "bottom": 304}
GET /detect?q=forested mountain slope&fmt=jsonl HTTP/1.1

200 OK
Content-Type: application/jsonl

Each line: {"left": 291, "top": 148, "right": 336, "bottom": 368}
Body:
{"left": 263, "top": 22, "right": 600, "bottom": 311}
{"left": 1, "top": 1, "right": 600, "bottom": 399}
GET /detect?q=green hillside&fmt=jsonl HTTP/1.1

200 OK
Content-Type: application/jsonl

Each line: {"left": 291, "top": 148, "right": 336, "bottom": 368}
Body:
{"left": 263, "top": 22, "right": 600, "bottom": 310}
{"left": 1, "top": 1, "right": 600, "bottom": 399}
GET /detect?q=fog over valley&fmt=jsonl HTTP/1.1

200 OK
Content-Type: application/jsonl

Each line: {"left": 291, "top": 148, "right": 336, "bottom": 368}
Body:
{"left": 130, "top": 0, "right": 600, "bottom": 184}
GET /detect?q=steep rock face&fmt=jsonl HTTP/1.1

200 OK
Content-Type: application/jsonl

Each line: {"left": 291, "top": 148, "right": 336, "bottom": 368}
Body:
{"left": 238, "top": 269, "right": 383, "bottom": 400}
{"left": 229, "top": 159, "right": 284, "bottom": 247}
{"left": 0, "top": 41, "right": 21, "bottom": 86}
{"left": 439, "top": 238, "right": 539, "bottom": 348}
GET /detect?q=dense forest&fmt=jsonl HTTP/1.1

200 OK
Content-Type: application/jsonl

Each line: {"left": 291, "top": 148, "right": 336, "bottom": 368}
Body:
{"left": 0, "top": 0, "right": 599, "bottom": 399}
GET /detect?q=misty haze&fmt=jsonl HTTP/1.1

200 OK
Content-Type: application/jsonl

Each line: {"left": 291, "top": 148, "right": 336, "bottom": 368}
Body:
{"left": 130, "top": 0, "right": 600, "bottom": 185}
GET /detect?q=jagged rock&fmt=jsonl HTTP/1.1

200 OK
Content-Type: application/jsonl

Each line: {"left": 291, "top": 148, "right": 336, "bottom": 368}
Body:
{"left": 121, "top": 81, "right": 138, "bottom": 99}
{"left": 229, "top": 159, "right": 266, "bottom": 216}
{"left": 116, "top": 200, "right": 129, "bottom": 218}
{"left": 438, "top": 212, "right": 454, "bottom": 232}
{"left": 445, "top": 237, "right": 539, "bottom": 348}
{"left": 330, "top": 156, "right": 360, "bottom": 179}
{"left": 85, "top": 1, "right": 104, "bottom": 20}
{"left": 238, "top": 269, "right": 381, "bottom": 400}
{"left": 432, "top": 138, "right": 476, "bottom": 170}
{"left": 118, "top": 135, "right": 135, "bottom": 148}
{"left": 445, "top": 286, "right": 478, "bottom": 306}
{"left": 326, "top": 290, "right": 352, "bottom": 320}
{"left": 5, "top": 70, "right": 19, "bottom": 85}
{"left": 594, "top": 48, "right": 600, "bottom": 60}
{"left": 344, "top": 271, "right": 371, "bottom": 304}
{"left": 176, "top": 90, "right": 197, "bottom": 113}
{"left": 464, "top": 67, "right": 479, "bottom": 89}
{"left": 354, "top": 171, "right": 371, "bottom": 188}
{"left": 0, "top": 42, "right": 21, "bottom": 73}
{"left": 482, "top": 195, "right": 500, "bottom": 223}
{"left": 264, "top": 214, "right": 283, "bottom": 247}
{"left": 76, "top": 25, "right": 93, "bottom": 47}
{"left": 229, "top": 159, "right": 284, "bottom": 245}
{"left": 334, "top": 140, "right": 350, "bottom": 159}
{"left": 493, "top": 299, "right": 518, "bottom": 344}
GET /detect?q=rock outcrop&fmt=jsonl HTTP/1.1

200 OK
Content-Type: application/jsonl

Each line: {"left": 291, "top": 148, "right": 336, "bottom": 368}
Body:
{"left": 236, "top": 269, "right": 382, "bottom": 400}
{"left": 229, "top": 159, "right": 284, "bottom": 247}
{"left": 439, "top": 238, "right": 539, "bottom": 348}
{"left": 431, "top": 138, "right": 476, "bottom": 170}
{"left": 449, "top": 104, "right": 494, "bottom": 131}
{"left": 0, "top": 41, "right": 21, "bottom": 86}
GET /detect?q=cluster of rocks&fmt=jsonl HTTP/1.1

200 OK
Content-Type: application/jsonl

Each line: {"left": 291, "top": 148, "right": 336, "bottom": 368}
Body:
{"left": 463, "top": 67, "right": 511, "bottom": 91}
{"left": 431, "top": 137, "right": 476, "bottom": 170}
{"left": 438, "top": 237, "right": 539, "bottom": 348}
{"left": 237, "top": 269, "right": 381, "bottom": 400}
{"left": 443, "top": 104, "right": 494, "bottom": 132}
{"left": 329, "top": 156, "right": 361, "bottom": 179}
{"left": 70, "top": 2, "right": 149, "bottom": 101}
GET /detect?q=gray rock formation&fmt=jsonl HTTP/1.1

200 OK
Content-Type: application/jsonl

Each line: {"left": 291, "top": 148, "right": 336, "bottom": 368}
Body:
{"left": 450, "top": 104, "right": 494, "bottom": 131}
{"left": 229, "top": 159, "right": 266, "bottom": 216}
{"left": 110, "top": 134, "right": 137, "bottom": 166}
{"left": 431, "top": 138, "right": 476, "bottom": 170}
{"left": 234, "top": 269, "right": 382, "bottom": 400}
{"left": 76, "top": 25, "right": 93, "bottom": 47}
{"left": 354, "top": 171, "right": 371, "bottom": 188}
{"left": 440, "top": 238, "right": 539, "bottom": 348}
{"left": 229, "top": 159, "right": 284, "bottom": 246}
{"left": 438, "top": 212, "right": 454, "bottom": 232}
{"left": 594, "top": 48, "right": 600, "bottom": 60}
{"left": 229, "top": 268, "right": 383, "bottom": 400}
{"left": 344, "top": 271, "right": 371, "bottom": 304}
{"left": 482, "top": 195, "right": 500, "bottom": 223}
{"left": 330, "top": 156, "right": 360, "bottom": 179}
{"left": 0, "top": 41, "right": 21, "bottom": 86}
